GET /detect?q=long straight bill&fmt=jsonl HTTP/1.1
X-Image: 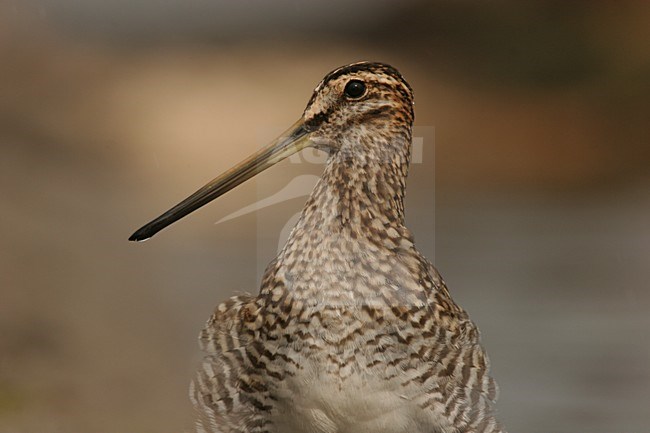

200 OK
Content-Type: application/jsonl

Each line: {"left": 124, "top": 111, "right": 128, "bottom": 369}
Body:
{"left": 129, "top": 120, "right": 311, "bottom": 241}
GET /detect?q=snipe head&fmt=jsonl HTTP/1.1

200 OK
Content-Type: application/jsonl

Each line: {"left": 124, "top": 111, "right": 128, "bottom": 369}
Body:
{"left": 129, "top": 62, "right": 414, "bottom": 241}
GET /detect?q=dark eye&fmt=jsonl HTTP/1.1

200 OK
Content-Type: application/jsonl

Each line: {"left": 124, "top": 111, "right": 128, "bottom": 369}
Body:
{"left": 344, "top": 80, "right": 366, "bottom": 99}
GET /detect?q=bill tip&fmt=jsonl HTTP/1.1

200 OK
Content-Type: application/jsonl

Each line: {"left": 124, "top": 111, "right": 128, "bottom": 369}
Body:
{"left": 128, "top": 231, "right": 152, "bottom": 242}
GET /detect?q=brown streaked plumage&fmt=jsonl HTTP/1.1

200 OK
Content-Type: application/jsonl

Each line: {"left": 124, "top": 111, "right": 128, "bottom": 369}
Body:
{"left": 130, "top": 62, "right": 505, "bottom": 433}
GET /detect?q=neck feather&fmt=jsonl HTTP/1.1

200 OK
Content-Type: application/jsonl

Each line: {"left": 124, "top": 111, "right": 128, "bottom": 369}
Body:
{"left": 295, "top": 130, "right": 412, "bottom": 238}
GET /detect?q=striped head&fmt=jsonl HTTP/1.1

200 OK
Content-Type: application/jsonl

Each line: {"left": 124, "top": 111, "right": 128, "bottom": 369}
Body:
{"left": 129, "top": 62, "right": 415, "bottom": 241}
{"left": 303, "top": 62, "right": 415, "bottom": 155}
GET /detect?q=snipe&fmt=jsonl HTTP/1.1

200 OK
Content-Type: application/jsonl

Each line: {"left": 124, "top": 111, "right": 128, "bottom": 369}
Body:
{"left": 130, "top": 62, "right": 505, "bottom": 433}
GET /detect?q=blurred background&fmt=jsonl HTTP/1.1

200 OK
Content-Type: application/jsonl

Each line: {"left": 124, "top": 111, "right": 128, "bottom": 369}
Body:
{"left": 1, "top": 1, "right": 649, "bottom": 432}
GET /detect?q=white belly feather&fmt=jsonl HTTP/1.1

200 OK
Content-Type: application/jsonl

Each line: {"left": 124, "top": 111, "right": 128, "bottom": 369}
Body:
{"left": 271, "top": 359, "right": 447, "bottom": 433}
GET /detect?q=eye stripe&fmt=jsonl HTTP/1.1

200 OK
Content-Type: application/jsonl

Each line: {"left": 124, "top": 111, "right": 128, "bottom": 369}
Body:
{"left": 305, "top": 105, "right": 336, "bottom": 130}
